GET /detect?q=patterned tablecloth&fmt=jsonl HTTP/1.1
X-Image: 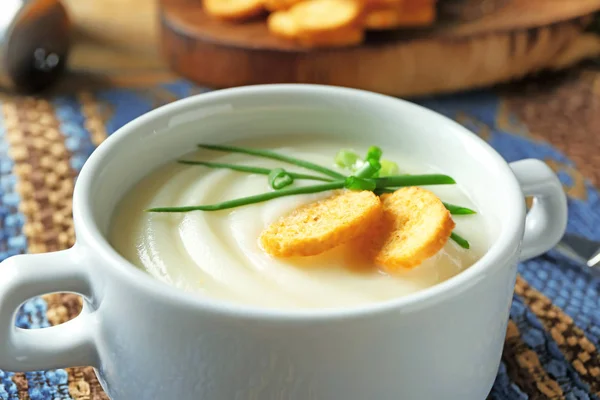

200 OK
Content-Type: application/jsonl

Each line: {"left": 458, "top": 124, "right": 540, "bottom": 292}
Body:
{"left": 1, "top": 65, "right": 600, "bottom": 400}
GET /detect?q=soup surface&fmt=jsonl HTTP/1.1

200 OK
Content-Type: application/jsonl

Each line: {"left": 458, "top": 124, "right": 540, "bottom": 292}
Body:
{"left": 110, "top": 137, "right": 489, "bottom": 309}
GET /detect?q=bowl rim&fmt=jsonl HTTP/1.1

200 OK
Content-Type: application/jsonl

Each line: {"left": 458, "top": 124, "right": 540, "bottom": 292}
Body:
{"left": 74, "top": 84, "right": 525, "bottom": 321}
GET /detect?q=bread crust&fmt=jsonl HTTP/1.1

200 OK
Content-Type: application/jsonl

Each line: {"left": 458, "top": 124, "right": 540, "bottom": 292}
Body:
{"left": 373, "top": 187, "right": 455, "bottom": 270}
{"left": 260, "top": 190, "right": 383, "bottom": 257}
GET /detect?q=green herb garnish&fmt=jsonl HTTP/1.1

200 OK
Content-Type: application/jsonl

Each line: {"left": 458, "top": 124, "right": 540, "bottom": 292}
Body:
{"left": 268, "top": 168, "right": 294, "bottom": 190}
{"left": 152, "top": 143, "right": 476, "bottom": 250}
{"left": 442, "top": 202, "right": 477, "bottom": 215}
{"left": 335, "top": 147, "right": 398, "bottom": 178}
{"left": 147, "top": 181, "right": 345, "bottom": 213}
{"left": 450, "top": 232, "right": 470, "bottom": 249}
{"left": 379, "top": 159, "right": 399, "bottom": 177}
{"left": 365, "top": 146, "right": 383, "bottom": 162}
{"left": 199, "top": 144, "right": 345, "bottom": 180}
{"left": 335, "top": 149, "right": 360, "bottom": 169}
{"left": 374, "top": 174, "right": 455, "bottom": 187}
{"left": 177, "top": 160, "right": 333, "bottom": 182}
{"left": 355, "top": 158, "right": 382, "bottom": 179}
{"left": 345, "top": 176, "right": 377, "bottom": 191}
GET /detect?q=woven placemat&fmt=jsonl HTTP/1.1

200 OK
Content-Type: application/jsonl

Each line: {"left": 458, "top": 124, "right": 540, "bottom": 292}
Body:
{"left": 1, "top": 66, "right": 600, "bottom": 399}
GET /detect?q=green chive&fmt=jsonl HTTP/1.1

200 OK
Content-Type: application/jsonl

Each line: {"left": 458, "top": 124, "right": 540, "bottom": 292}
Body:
{"left": 379, "top": 159, "right": 399, "bottom": 177}
{"left": 268, "top": 168, "right": 294, "bottom": 190}
{"left": 442, "top": 202, "right": 477, "bottom": 215}
{"left": 177, "top": 160, "right": 333, "bottom": 182}
{"left": 199, "top": 144, "right": 346, "bottom": 180}
{"left": 373, "top": 188, "right": 394, "bottom": 195}
{"left": 365, "top": 146, "right": 382, "bottom": 162}
{"left": 355, "top": 159, "right": 382, "bottom": 179}
{"left": 374, "top": 174, "right": 455, "bottom": 188}
{"left": 345, "top": 176, "right": 377, "bottom": 191}
{"left": 450, "top": 232, "right": 470, "bottom": 249}
{"left": 146, "top": 181, "right": 345, "bottom": 213}
{"left": 335, "top": 149, "right": 360, "bottom": 170}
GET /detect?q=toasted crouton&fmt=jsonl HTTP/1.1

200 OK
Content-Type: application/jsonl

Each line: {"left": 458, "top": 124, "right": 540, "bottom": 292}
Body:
{"left": 260, "top": 190, "right": 382, "bottom": 257}
{"left": 204, "top": 0, "right": 264, "bottom": 21}
{"left": 290, "top": 0, "right": 362, "bottom": 34}
{"left": 264, "top": 0, "right": 303, "bottom": 11}
{"left": 374, "top": 187, "right": 455, "bottom": 270}
{"left": 268, "top": 11, "right": 300, "bottom": 39}
{"left": 348, "top": 209, "right": 394, "bottom": 264}
{"left": 268, "top": 9, "right": 363, "bottom": 47}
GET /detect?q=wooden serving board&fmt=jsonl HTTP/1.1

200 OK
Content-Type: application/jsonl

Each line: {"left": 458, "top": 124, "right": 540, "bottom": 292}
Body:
{"left": 159, "top": 0, "right": 600, "bottom": 96}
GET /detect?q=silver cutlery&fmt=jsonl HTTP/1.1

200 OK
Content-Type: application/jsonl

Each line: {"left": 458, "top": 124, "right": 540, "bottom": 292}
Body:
{"left": 554, "top": 233, "right": 600, "bottom": 273}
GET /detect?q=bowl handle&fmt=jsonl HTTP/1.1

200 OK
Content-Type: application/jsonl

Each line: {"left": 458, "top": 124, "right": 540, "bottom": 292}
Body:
{"left": 0, "top": 247, "right": 98, "bottom": 372}
{"left": 510, "top": 159, "right": 568, "bottom": 261}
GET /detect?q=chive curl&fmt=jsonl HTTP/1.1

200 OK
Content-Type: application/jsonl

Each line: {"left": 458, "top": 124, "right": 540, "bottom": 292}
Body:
{"left": 268, "top": 168, "right": 294, "bottom": 190}
{"left": 199, "top": 144, "right": 345, "bottom": 180}
{"left": 177, "top": 160, "right": 333, "bottom": 182}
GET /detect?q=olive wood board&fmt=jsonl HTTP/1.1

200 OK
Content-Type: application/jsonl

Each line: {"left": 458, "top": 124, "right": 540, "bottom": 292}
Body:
{"left": 159, "top": 0, "right": 600, "bottom": 96}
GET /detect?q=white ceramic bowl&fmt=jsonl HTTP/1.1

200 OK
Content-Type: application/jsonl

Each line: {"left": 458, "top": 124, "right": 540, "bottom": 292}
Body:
{"left": 0, "top": 85, "right": 567, "bottom": 400}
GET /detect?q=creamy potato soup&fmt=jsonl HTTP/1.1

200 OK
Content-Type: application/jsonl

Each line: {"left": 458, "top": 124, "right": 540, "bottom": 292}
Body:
{"left": 110, "top": 137, "right": 488, "bottom": 309}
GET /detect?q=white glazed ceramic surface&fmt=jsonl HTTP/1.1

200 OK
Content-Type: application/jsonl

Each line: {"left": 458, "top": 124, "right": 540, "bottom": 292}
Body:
{"left": 0, "top": 85, "right": 568, "bottom": 400}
